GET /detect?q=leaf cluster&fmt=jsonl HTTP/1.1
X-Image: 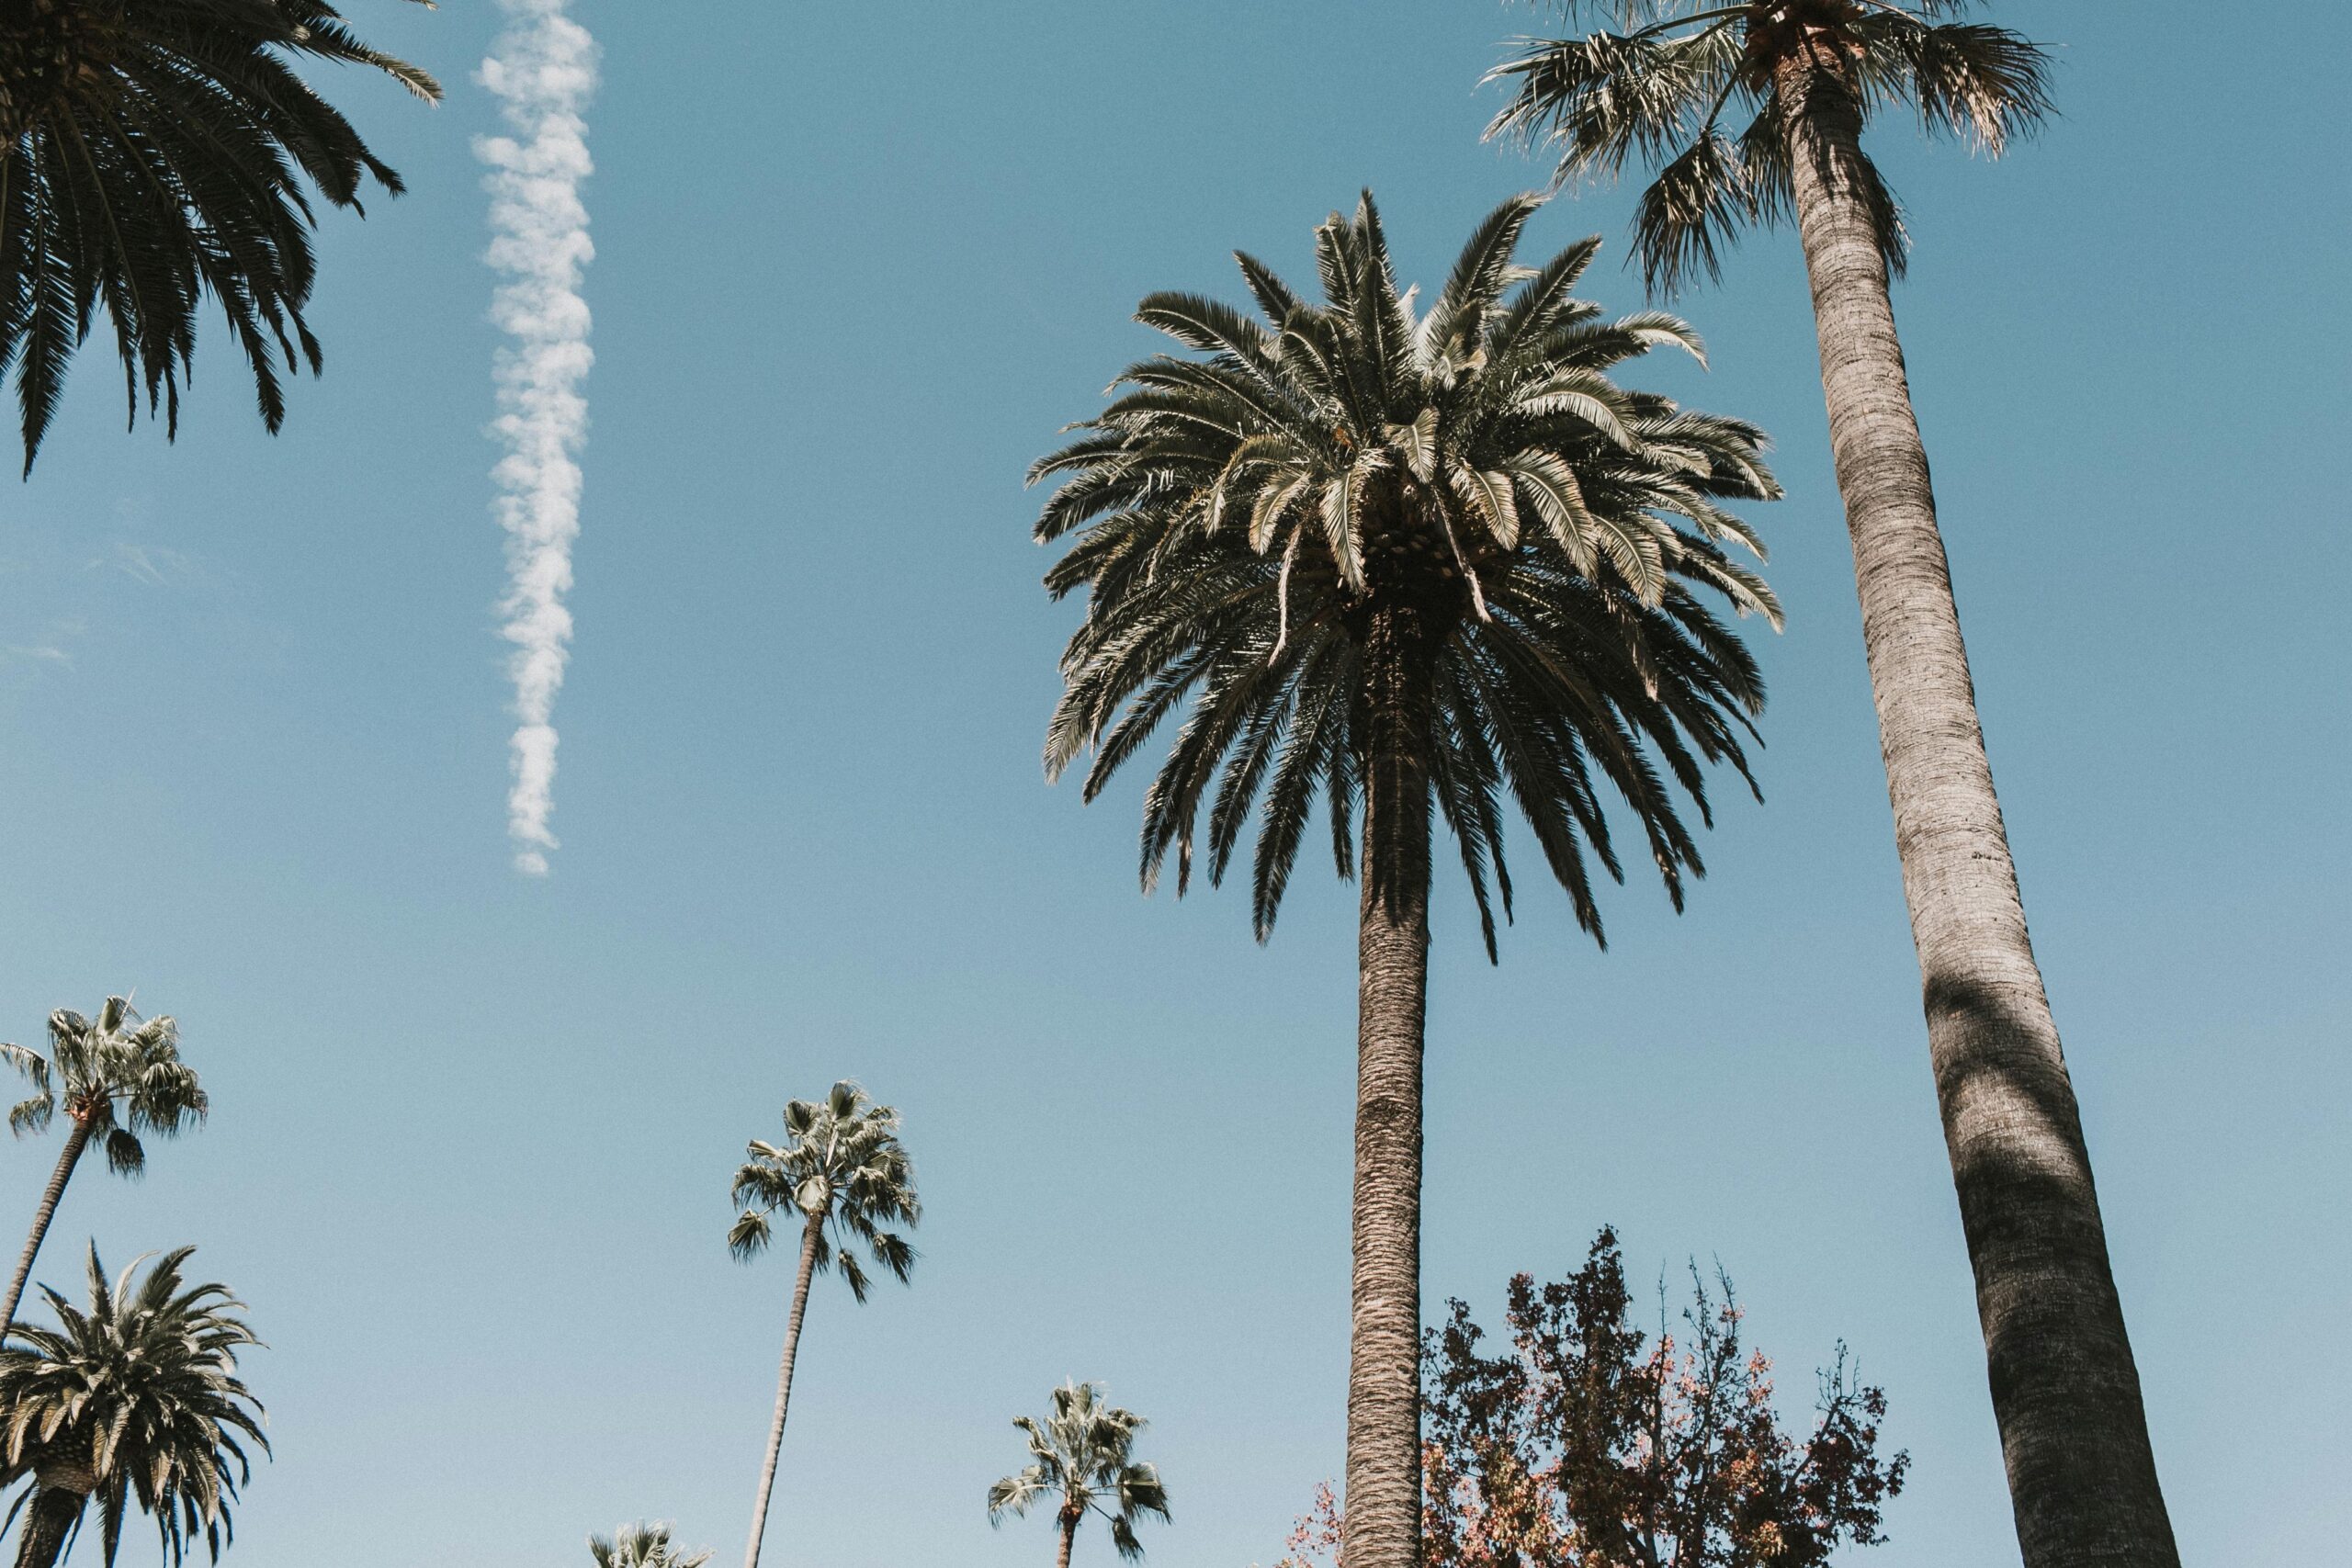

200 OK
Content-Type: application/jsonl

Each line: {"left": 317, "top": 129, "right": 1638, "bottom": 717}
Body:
{"left": 1036, "top": 190, "right": 1781, "bottom": 956}
{"left": 2, "top": 996, "right": 207, "bottom": 1179}
{"left": 0, "top": 1245, "right": 267, "bottom": 1568}
{"left": 727, "top": 1080, "right": 920, "bottom": 1303}
{"left": 1420, "top": 1228, "right": 1908, "bottom": 1568}
{"left": 1486, "top": 1, "right": 2053, "bottom": 294}
{"left": 589, "top": 1520, "right": 713, "bottom": 1568}
{"left": 988, "top": 1380, "right": 1171, "bottom": 1562}
{"left": 0, "top": 0, "right": 442, "bottom": 471}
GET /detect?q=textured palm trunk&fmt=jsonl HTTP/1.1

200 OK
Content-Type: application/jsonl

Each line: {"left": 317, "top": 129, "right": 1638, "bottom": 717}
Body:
{"left": 0, "top": 1118, "right": 92, "bottom": 1337}
{"left": 1340, "top": 603, "right": 1434, "bottom": 1568}
{"left": 1056, "top": 1506, "right": 1080, "bottom": 1568}
{"left": 1776, "top": 50, "right": 2177, "bottom": 1567}
{"left": 742, "top": 1212, "right": 824, "bottom": 1568}
{"left": 11, "top": 1478, "right": 89, "bottom": 1568}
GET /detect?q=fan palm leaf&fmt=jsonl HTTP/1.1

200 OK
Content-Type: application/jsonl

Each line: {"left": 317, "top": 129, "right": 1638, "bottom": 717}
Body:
{"left": 0, "top": 997, "right": 206, "bottom": 1342}
{"left": 989, "top": 1382, "right": 1170, "bottom": 1566}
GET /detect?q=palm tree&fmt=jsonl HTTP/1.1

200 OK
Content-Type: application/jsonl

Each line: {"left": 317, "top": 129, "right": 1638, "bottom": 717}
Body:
{"left": 1033, "top": 191, "right": 1779, "bottom": 1568}
{"left": 590, "top": 1522, "right": 712, "bottom": 1568}
{"left": 1486, "top": 7, "right": 2174, "bottom": 1562}
{"left": 726, "top": 1081, "right": 919, "bottom": 1568}
{"left": 0, "top": 1244, "right": 266, "bottom": 1568}
{"left": 0, "top": 0, "right": 441, "bottom": 473}
{"left": 0, "top": 998, "right": 205, "bottom": 1339}
{"left": 988, "top": 1381, "right": 1170, "bottom": 1567}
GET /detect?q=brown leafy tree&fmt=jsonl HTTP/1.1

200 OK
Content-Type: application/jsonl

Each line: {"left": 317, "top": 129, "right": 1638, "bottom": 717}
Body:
{"left": 1272, "top": 1230, "right": 1905, "bottom": 1568}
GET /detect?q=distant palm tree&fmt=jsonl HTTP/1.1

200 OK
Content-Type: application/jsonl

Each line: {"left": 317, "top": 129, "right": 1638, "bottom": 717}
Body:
{"left": 0, "top": 998, "right": 205, "bottom": 1337}
{"left": 590, "top": 1522, "right": 712, "bottom": 1568}
{"left": 0, "top": 0, "right": 441, "bottom": 472}
{"left": 0, "top": 1244, "right": 266, "bottom": 1568}
{"left": 727, "top": 1081, "right": 919, "bottom": 1568}
{"left": 1033, "top": 191, "right": 1777, "bottom": 1568}
{"left": 1487, "top": 7, "right": 2174, "bottom": 1562}
{"left": 989, "top": 1381, "right": 1170, "bottom": 1568}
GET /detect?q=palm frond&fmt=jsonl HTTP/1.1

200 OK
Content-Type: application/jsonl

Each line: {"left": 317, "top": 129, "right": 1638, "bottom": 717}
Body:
{"left": 0, "top": 0, "right": 437, "bottom": 470}
{"left": 1035, "top": 190, "right": 1779, "bottom": 950}
{"left": 1487, "top": 2, "right": 2049, "bottom": 299}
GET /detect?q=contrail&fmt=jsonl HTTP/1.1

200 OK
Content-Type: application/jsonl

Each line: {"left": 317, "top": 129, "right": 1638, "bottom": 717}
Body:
{"left": 477, "top": 0, "right": 598, "bottom": 876}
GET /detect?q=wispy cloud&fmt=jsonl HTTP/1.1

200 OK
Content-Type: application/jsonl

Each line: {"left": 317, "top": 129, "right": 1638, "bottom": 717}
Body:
{"left": 478, "top": 0, "right": 598, "bottom": 877}
{"left": 92, "top": 542, "right": 203, "bottom": 588}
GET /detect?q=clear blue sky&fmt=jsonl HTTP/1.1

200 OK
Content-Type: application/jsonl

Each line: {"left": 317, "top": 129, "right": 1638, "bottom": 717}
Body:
{"left": 2, "top": 3, "right": 2345, "bottom": 1564}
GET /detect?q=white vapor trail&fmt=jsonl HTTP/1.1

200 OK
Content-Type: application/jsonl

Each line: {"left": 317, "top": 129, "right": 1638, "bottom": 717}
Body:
{"left": 478, "top": 0, "right": 598, "bottom": 877}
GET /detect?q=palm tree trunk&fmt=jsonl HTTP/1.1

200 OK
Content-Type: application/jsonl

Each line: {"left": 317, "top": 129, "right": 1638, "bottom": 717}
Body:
{"left": 1056, "top": 1508, "right": 1079, "bottom": 1568}
{"left": 741, "top": 1212, "right": 824, "bottom": 1568}
{"left": 1340, "top": 603, "right": 1435, "bottom": 1568}
{"left": 0, "top": 1119, "right": 92, "bottom": 1338}
{"left": 1774, "top": 50, "right": 2177, "bottom": 1568}
{"left": 11, "top": 1482, "right": 88, "bottom": 1568}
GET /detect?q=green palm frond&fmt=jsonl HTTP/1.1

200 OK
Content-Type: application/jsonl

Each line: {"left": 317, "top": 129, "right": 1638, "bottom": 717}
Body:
{"left": 588, "top": 1521, "right": 712, "bottom": 1568}
{"left": 727, "top": 1081, "right": 919, "bottom": 1302}
{"left": 2, "top": 996, "right": 204, "bottom": 1162}
{"left": 0, "top": 0, "right": 441, "bottom": 472}
{"left": 0, "top": 1245, "right": 266, "bottom": 1568}
{"left": 989, "top": 1382, "right": 1170, "bottom": 1558}
{"left": 1035, "top": 191, "right": 1777, "bottom": 960}
{"left": 1487, "top": 1, "right": 2051, "bottom": 297}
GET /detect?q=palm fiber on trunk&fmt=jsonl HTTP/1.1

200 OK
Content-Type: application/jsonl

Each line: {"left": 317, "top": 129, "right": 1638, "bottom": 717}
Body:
{"left": 1340, "top": 602, "right": 1436, "bottom": 1568}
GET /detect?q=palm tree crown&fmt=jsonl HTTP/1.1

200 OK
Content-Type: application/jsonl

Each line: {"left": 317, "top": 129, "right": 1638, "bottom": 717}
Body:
{"left": 590, "top": 1522, "right": 713, "bottom": 1568}
{"left": 1487, "top": 0, "right": 2052, "bottom": 295}
{"left": 4, "top": 997, "right": 205, "bottom": 1175}
{"left": 0, "top": 1245, "right": 267, "bottom": 1568}
{"left": 1036, "top": 190, "right": 1780, "bottom": 955}
{"left": 989, "top": 1381, "right": 1170, "bottom": 1562}
{"left": 0, "top": 0, "right": 443, "bottom": 471}
{"left": 728, "top": 1081, "right": 919, "bottom": 1302}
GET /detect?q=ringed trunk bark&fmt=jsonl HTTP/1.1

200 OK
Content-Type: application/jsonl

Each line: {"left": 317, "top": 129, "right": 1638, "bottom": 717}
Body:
{"left": 1339, "top": 603, "right": 1435, "bottom": 1568}
{"left": 11, "top": 1483, "right": 89, "bottom": 1568}
{"left": 1, "top": 1118, "right": 93, "bottom": 1338}
{"left": 741, "top": 1212, "right": 824, "bottom": 1568}
{"left": 1775, "top": 51, "right": 2177, "bottom": 1568}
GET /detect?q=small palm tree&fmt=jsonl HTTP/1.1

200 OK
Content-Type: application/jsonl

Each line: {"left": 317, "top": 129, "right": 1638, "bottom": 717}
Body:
{"left": 590, "top": 1522, "right": 712, "bottom": 1568}
{"left": 0, "top": 1244, "right": 266, "bottom": 1568}
{"left": 989, "top": 1382, "right": 1170, "bottom": 1567}
{"left": 0, "top": 0, "right": 441, "bottom": 472}
{"left": 727, "top": 1081, "right": 919, "bottom": 1568}
{"left": 1487, "top": 7, "right": 2173, "bottom": 1561}
{"left": 1034, "top": 191, "right": 1777, "bottom": 1568}
{"left": 0, "top": 998, "right": 206, "bottom": 1337}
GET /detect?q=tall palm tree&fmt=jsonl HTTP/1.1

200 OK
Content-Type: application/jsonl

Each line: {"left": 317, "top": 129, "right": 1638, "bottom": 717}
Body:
{"left": 1033, "top": 191, "right": 1779, "bottom": 1568}
{"left": 988, "top": 1381, "right": 1170, "bottom": 1568}
{"left": 1486, "top": 7, "right": 2174, "bottom": 1562}
{"left": 0, "top": 0, "right": 440, "bottom": 473}
{"left": 0, "top": 1244, "right": 266, "bottom": 1568}
{"left": 726, "top": 1081, "right": 919, "bottom": 1568}
{"left": 0, "top": 997, "right": 205, "bottom": 1339}
{"left": 590, "top": 1522, "right": 712, "bottom": 1568}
